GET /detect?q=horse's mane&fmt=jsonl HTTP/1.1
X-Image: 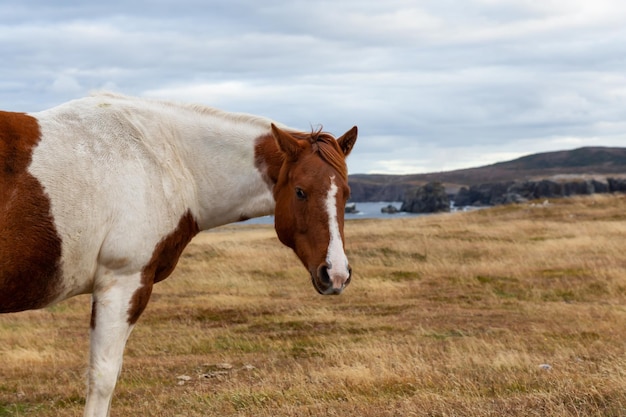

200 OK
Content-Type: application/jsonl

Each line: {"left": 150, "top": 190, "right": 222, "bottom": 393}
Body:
{"left": 91, "top": 92, "right": 347, "bottom": 179}
{"left": 91, "top": 91, "right": 273, "bottom": 130}
{"left": 290, "top": 128, "right": 348, "bottom": 180}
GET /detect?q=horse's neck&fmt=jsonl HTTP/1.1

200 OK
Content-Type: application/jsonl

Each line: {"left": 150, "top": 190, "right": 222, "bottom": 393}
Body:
{"left": 176, "top": 116, "right": 278, "bottom": 229}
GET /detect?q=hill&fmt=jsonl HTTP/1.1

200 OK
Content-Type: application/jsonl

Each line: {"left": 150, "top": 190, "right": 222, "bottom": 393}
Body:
{"left": 349, "top": 146, "right": 626, "bottom": 202}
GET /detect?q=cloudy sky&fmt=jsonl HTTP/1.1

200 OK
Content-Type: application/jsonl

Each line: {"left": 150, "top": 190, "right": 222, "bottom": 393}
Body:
{"left": 2, "top": 0, "right": 626, "bottom": 174}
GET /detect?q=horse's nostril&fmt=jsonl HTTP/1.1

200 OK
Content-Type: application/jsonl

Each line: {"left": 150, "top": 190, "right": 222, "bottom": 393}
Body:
{"left": 317, "top": 263, "right": 331, "bottom": 286}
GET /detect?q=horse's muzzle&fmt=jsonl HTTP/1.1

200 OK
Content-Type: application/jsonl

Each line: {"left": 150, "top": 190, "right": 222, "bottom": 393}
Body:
{"left": 312, "top": 262, "right": 352, "bottom": 295}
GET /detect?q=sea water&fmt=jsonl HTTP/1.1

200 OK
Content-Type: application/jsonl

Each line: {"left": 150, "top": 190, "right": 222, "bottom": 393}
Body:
{"left": 242, "top": 202, "right": 418, "bottom": 225}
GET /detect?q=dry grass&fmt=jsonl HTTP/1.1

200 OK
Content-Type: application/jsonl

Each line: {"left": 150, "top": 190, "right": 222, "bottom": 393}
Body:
{"left": 3, "top": 194, "right": 626, "bottom": 416}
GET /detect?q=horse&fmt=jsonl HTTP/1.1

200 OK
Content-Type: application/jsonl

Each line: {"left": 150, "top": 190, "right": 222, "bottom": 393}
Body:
{"left": 0, "top": 92, "right": 358, "bottom": 417}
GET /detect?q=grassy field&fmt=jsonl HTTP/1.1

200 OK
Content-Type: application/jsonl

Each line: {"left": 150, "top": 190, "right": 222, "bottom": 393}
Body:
{"left": 3, "top": 194, "right": 626, "bottom": 416}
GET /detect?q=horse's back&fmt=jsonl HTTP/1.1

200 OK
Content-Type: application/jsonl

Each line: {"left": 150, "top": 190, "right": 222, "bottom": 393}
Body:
{"left": 0, "top": 111, "right": 64, "bottom": 312}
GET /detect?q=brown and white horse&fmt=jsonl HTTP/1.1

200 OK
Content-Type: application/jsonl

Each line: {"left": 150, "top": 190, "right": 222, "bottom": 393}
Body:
{"left": 0, "top": 92, "right": 357, "bottom": 417}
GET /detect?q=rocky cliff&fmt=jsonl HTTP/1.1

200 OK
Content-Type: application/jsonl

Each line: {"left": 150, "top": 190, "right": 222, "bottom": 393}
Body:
{"left": 401, "top": 182, "right": 450, "bottom": 213}
{"left": 454, "top": 176, "right": 626, "bottom": 206}
{"left": 348, "top": 147, "right": 626, "bottom": 203}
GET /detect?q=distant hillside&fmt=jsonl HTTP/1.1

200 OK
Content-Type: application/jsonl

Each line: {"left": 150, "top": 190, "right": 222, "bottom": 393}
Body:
{"left": 349, "top": 147, "right": 626, "bottom": 202}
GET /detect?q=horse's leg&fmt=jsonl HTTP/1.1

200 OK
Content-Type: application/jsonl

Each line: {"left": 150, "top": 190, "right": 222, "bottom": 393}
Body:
{"left": 83, "top": 271, "right": 152, "bottom": 417}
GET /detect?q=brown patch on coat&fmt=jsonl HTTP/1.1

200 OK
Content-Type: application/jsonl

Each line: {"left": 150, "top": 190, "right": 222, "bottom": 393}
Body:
{"left": 254, "top": 133, "right": 283, "bottom": 185}
{"left": 90, "top": 299, "right": 97, "bottom": 330}
{"left": 127, "top": 210, "right": 200, "bottom": 324}
{"left": 0, "top": 111, "right": 63, "bottom": 313}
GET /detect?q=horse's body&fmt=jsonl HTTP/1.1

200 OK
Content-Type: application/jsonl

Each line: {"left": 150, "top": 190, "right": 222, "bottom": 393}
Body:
{"left": 0, "top": 92, "right": 357, "bottom": 417}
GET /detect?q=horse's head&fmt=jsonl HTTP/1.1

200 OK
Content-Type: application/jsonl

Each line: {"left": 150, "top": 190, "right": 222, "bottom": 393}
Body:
{"left": 265, "top": 123, "right": 357, "bottom": 295}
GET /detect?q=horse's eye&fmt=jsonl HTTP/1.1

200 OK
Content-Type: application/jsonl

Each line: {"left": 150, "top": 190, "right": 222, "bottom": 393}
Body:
{"left": 295, "top": 187, "right": 307, "bottom": 200}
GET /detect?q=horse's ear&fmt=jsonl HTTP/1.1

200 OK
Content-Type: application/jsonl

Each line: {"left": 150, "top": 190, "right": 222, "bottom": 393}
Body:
{"left": 271, "top": 123, "right": 303, "bottom": 160}
{"left": 336, "top": 126, "right": 358, "bottom": 157}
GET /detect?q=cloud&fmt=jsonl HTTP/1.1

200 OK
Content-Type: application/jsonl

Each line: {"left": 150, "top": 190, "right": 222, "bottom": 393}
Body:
{"left": 1, "top": 1, "right": 626, "bottom": 174}
{"left": 49, "top": 74, "right": 82, "bottom": 93}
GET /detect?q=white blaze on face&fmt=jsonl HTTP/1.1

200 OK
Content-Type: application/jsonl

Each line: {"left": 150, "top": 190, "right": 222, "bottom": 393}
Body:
{"left": 324, "top": 176, "right": 350, "bottom": 288}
